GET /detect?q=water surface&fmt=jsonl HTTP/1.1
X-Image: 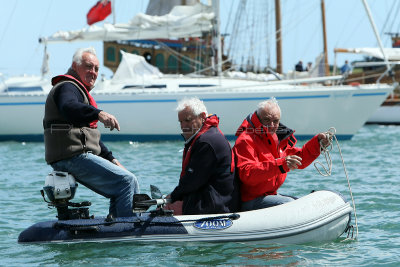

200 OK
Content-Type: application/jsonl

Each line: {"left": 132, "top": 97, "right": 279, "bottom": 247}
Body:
{"left": 0, "top": 125, "right": 399, "bottom": 266}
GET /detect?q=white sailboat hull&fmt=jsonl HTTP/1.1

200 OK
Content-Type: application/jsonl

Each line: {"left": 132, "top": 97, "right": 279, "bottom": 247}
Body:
{"left": 0, "top": 77, "right": 393, "bottom": 141}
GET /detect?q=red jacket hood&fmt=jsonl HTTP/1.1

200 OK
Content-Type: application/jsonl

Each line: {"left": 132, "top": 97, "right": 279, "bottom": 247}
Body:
{"left": 235, "top": 112, "right": 264, "bottom": 137}
{"left": 204, "top": 114, "right": 219, "bottom": 128}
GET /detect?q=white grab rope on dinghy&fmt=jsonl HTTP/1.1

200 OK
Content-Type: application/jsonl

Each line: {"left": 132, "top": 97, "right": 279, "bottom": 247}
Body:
{"left": 314, "top": 127, "right": 359, "bottom": 240}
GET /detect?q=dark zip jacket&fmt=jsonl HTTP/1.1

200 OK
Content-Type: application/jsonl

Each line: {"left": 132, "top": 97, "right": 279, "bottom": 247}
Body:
{"left": 170, "top": 115, "right": 240, "bottom": 215}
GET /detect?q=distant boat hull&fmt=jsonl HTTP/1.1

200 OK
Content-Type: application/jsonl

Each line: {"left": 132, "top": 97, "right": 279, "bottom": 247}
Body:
{"left": 0, "top": 77, "right": 394, "bottom": 141}
{"left": 366, "top": 98, "right": 400, "bottom": 125}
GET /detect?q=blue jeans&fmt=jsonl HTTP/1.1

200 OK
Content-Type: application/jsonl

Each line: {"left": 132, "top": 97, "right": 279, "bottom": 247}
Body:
{"left": 241, "top": 194, "right": 295, "bottom": 211}
{"left": 51, "top": 153, "right": 139, "bottom": 218}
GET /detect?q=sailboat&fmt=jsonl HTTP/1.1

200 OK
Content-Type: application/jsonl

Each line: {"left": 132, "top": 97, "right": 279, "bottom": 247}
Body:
{"left": 333, "top": 47, "right": 400, "bottom": 125}
{"left": 0, "top": 0, "right": 395, "bottom": 142}
{"left": 331, "top": 0, "right": 400, "bottom": 125}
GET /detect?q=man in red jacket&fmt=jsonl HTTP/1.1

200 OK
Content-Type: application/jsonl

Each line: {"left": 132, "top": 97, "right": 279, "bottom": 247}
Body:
{"left": 233, "top": 97, "right": 329, "bottom": 211}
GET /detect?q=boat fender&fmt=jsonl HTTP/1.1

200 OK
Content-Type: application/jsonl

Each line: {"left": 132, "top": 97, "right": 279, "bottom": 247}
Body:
{"left": 349, "top": 82, "right": 361, "bottom": 87}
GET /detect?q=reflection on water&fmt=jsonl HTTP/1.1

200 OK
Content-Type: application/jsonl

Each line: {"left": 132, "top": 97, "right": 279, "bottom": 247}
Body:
{"left": 238, "top": 245, "right": 298, "bottom": 266}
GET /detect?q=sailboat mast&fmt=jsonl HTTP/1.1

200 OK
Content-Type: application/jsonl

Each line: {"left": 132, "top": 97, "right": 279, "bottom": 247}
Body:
{"left": 321, "top": 0, "right": 329, "bottom": 76}
{"left": 275, "top": 0, "right": 282, "bottom": 74}
{"left": 214, "top": 0, "right": 223, "bottom": 76}
{"left": 111, "top": 0, "right": 116, "bottom": 24}
{"left": 361, "top": 0, "right": 390, "bottom": 71}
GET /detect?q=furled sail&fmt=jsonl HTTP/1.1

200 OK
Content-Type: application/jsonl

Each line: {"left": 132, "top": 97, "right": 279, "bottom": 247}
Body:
{"left": 39, "top": 2, "right": 213, "bottom": 43}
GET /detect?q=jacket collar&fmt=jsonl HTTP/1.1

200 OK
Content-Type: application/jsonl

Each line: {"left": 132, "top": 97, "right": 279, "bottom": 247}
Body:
{"left": 51, "top": 68, "right": 92, "bottom": 91}
{"left": 184, "top": 114, "right": 219, "bottom": 145}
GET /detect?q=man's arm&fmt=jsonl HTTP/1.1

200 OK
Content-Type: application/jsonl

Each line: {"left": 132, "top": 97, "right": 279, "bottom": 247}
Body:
{"left": 53, "top": 83, "right": 100, "bottom": 124}
{"left": 285, "top": 134, "right": 321, "bottom": 170}
{"left": 55, "top": 83, "right": 124, "bottom": 166}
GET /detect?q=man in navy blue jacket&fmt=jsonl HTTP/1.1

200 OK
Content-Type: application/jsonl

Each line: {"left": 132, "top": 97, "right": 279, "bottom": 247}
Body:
{"left": 167, "top": 97, "right": 240, "bottom": 215}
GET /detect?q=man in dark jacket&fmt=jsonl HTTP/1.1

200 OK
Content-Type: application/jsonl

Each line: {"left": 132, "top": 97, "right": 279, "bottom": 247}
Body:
{"left": 295, "top": 60, "right": 304, "bottom": 72}
{"left": 43, "top": 47, "right": 139, "bottom": 218}
{"left": 167, "top": 97, "right": 240, "bottom": 215}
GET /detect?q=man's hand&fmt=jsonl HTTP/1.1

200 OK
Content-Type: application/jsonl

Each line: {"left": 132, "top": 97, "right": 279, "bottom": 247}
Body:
{"left": 112, "top": 158, "right": 126, "bottom": 170}
{"left": 286, "top": 155, "right": 302, "bottom": 170}
{"left": 98, "top": 111, "right": 120, "bottom": 131}
{"left": 318, "top": 132, "right": 330, "bottom": 148}
{"left": 164, "top": 194, "right": 183, "bottom": 215}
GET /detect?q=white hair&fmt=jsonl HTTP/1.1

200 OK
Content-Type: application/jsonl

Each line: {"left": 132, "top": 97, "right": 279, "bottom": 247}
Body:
{"left": 72, "top": 47, "right": 97, "bottom": 65}
{"left": 256, "top": 97, "right": 281, "bottom": 115}
{"left": 176, "top": 97, "right": 208, "bottom": 116}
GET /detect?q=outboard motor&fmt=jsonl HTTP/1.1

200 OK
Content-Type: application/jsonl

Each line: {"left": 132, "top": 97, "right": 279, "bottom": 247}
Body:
{"left": 41, "top": 171, "right": 92, "bottom": 220}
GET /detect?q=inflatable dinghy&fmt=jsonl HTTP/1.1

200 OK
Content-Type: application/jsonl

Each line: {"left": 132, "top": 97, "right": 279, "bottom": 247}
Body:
{"left": 19, "top": 128, "right": 355, "bottom": 244}
{"left": 18, "top": 172, "right": 352, "bottom": 244}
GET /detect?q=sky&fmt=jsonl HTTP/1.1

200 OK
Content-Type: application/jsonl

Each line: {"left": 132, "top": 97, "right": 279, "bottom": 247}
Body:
{"left": 0, "top": 0, "right": 399, "bottom": 80}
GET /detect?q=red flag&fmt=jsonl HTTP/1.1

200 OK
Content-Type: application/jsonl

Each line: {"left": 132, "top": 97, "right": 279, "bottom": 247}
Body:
{"left": 87, "top": 0, "right": 112, "bottom": 25}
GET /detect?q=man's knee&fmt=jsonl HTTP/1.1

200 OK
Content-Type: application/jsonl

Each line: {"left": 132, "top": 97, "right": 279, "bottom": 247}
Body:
{"left": 121, "top": 172, "right": 139, "bottom": 193}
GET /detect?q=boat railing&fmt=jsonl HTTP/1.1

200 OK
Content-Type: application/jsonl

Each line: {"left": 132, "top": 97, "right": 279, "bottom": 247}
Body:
{"left": 93, "top": 75, "right": 362, "bottom": 96}
{"left": 352, "top": 61, "right": 400, "bottom": 84}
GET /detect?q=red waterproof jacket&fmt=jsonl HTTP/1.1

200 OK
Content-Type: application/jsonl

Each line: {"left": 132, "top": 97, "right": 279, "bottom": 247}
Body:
{"left": 233, "top": 112, "right": 321, "bottom": 202}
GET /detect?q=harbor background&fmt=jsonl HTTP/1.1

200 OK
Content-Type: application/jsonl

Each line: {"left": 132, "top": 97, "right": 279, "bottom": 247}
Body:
{"left": 0, "top": 124, "right": 399, "bottom": 266}
{"left": 1, "top": 0, "right": 399, "bottom": 79}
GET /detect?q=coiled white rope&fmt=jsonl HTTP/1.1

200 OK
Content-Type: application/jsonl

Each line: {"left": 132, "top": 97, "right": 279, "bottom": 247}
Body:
{"left": 314, "top": 127, "right": 359, "bottom": 240}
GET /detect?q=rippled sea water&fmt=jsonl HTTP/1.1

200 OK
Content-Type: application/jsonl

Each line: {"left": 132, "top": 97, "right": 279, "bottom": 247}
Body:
{"left": 0, "top": 125, "right": 399, "bottom": 266}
